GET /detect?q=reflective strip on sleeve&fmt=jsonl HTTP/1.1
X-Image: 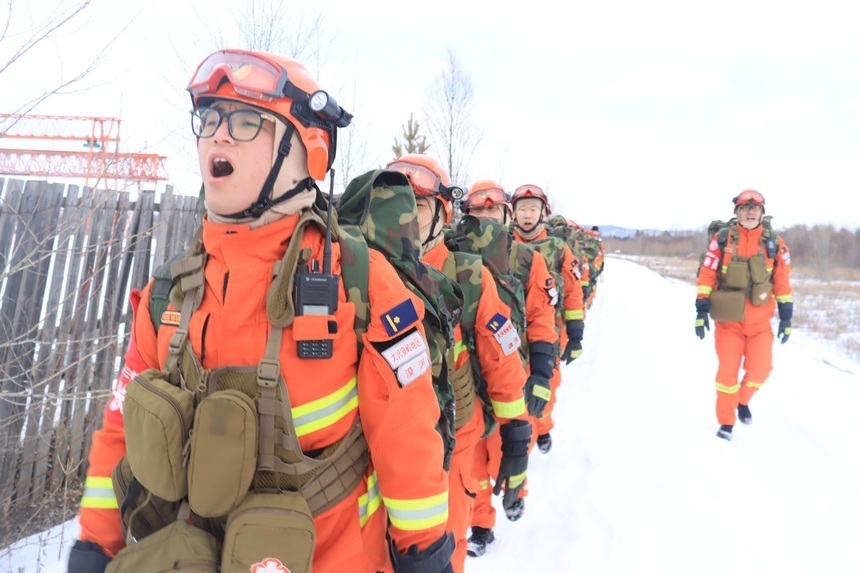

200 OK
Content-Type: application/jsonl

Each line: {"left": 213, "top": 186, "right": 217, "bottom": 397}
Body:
{"left": 697, "top": 286, "right": 713, "bottom": 296}
{"left": 775, "top": 294, "right": 793, "bottom": 303}
{"left": 491, "top": 397, "right": 526, "bottom": 419}
{"left": 80, "top": 476, "right": 119, "bottom": 509}
{"left": 383, "top": 491, "right": 448, "bottom": 532}
{"left": 564, "top": 309, "right": 584, "bottom": 321}
{"left": 358, "top": 471, "right": 382, "bottom": 528}
{"left": 292, "top": 376, "right": 358, "bottom": 437}
{"left": 581, "top": 280, "right": 590, "bottom": 287}
{"left": 715, "top": 382, "right": 739, "bottom": 395}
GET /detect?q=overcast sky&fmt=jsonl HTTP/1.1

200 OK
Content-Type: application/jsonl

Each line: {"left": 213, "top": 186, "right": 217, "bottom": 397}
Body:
{"left": 4, "top": 0, "right": 860, "bottom": 230}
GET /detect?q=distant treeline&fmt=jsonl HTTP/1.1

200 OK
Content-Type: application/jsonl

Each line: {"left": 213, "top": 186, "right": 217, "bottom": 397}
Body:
{"left": 605, "top": 224, "right": 860, "bottom": 272}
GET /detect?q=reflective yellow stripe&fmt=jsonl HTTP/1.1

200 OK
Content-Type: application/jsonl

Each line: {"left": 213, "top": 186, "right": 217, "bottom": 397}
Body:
{"left": 384, "top": 491, "right": 448, "bottom": 531}
{"left": 697, "top": 286, "right": 712, "bottom": 296}
{"left": 454, "top": 340, "right": 468, "bottom": 362}
{"left": 532, "top": 384, "right": 551, "bottom": 401}
{"left": 359, "top": 471, "right": 382, "bottom": 528}
{"left": 776, "top": 294, "right": 793, "bottom": 303}
{"left": 507, "top": 470, "right": 526, "bottom": 489}
{"left": 721, "top": 265, "right": 728, "bottom": 274}
{"left": 478, "top": 480, "right": 489, "bottom": 491}
{"left": 715, "top": 382, "right": 739, "bottom": 394}
{"left": 695, "top": 318, "right": 705, "bottom": 327}
{"left": 81, "top": 476, "right": 118, "bottom": 509}
{"left": 581, "top": 280, "right": 590, "bottom": 287}
{"left": 564, "top": 309, "right": 584, "bottom": 320}
{"left": 292, "top": 376, "right": 358, "bottom": 437}
{"left": 569, "top": 348, "right": 583, "bottom": 359}
{"left": 492, "top": 397, "right": 526, "bottom": 419}
{"left": 747, "top": 381, "right": 763, "bottom": 389}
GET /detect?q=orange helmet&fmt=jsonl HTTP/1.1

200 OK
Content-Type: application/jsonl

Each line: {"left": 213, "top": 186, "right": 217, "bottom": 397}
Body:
{"left": 386, "top": 154, "right": 461, "bottom": 225}
{"left": 188, "top": 49, "right": 351, "bottom": 181}
{"left": 511, "top": 184, "right": 551, "bottom": 214}
{"left": 463, "top": 179, "right": 511, "bottom": 218}
{"left": 733, "top": 189, "right": 765, "bottom": 212}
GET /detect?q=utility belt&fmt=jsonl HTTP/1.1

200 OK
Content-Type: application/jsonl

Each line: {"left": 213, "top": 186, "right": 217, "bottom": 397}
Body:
{"left": 109, "top": 350, "right": 368, "bottom": 573}
{"left": 709, "top": 253, "right": 773, "bottom": 322}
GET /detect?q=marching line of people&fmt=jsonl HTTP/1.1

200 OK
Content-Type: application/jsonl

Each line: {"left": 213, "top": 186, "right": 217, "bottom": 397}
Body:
{"left": 65, "top": 45, "right": 792, "bottom": 573}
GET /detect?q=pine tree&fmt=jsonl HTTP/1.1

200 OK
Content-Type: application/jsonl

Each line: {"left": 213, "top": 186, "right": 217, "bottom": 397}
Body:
{"left": 392, "top": 113, "right": 429, "bottom": 159}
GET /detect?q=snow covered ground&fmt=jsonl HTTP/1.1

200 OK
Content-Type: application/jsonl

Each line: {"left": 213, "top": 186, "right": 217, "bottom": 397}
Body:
{"left": 3, "top": 256, "right": 858, "bottom": 573}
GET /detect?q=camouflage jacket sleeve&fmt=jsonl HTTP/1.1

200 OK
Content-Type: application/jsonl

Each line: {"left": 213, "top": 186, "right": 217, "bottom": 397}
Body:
{"left": 525, "top": 251, "right": 559, "bottom": 349}
{"left": 358, "top": 250, "right": 449, "bottom": 553}
{"left": 561, "top": 244, "right": 585, "bottom": 321}
{"left": 474, "top": 265, "right": 529, "bottom": 422}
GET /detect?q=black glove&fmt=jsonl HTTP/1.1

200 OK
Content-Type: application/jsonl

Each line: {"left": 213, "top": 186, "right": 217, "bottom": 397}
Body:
{"left": 68, "top": 540, "right": 111, "bottom": 573}
{"left": 695, "top": 298, "right": 710, "bottom": 340}
{"left": 582, "top": 284, "right": 592, "bottom": 301}
{"left": 494, "top": 420, "right": 531, "bottom": 510}
{"left": 562, "top": 319, "right": 584, "bottom": 364}
{"left": 391, "top": 532, "right": 455, "bottom": 573}
{"left": 777, "top": 301, "right": 793, "bottom": 344}
{"left": 525, "top": 342, "right": 555, "bottom": 417}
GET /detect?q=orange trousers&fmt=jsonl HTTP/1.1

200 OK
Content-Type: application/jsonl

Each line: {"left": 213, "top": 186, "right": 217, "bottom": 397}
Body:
{"left": 713, "top": 319, "right": 774, "bottom": 425}
{"left": 447, "top": 437, "right": 481, "bottom": 573}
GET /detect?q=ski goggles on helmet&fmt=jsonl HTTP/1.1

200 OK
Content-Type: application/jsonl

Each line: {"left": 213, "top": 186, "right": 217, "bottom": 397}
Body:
{"left": 464, "top": 187, "right": 507, "bottom": 209}
{"left": 190, "top": 106, "right": 277, "bottom": 141}
{"left": 733, "top": 189, "right": 765, "bottom": 208}
{"left": 513, "top": 184, "right": 547, "bottom": 200}
{"left": 188, "top": 49, "right": 351, "bottom": 128}
{"left": 388, "top": 160, "right": 464, "bottom": 202}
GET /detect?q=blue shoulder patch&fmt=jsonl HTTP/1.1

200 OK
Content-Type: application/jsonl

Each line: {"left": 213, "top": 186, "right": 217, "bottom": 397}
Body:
{"left": 382, "top": 299, "right": 419, "bottom": 336}
{"left": 486, "top": 313, "right": 509, "bottom": 333}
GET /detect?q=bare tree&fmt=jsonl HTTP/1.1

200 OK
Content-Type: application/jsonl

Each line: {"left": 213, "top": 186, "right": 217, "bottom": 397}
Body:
{"left": 0, "top": 0, "right": 123, "bottom": 129}
{"left": 392, "top": 113, "right": 430, "bottom": 160}
{"left": 425, "top": 50, "right": 482, "bottom": 185}
{"left": 333, "top": 71, "right": 371, "bottom": 192}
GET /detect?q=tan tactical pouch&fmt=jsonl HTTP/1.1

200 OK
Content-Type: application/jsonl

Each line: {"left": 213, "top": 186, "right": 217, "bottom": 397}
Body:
{"left": 221, "top": 491, "right": 316, "bottom": 573}
{"left": 123, "top": 369, "right": 194, "bottom": 501}
{"left": 105, "top": 518, "right": 219, "bottom": 573}
{"left": 451, "top": 361, "right": 476, "bottom": 431}
{"left": 723, "top": 258, "right": 750, "bottom": 290}
{"left": 709, "top": 290, "right": 746, "bottom": 322}
{"left": 188, "top": 389, "right": 258, "bottom": 517}
{"left": 748, "top": 255, "right": 772, "bottom": 307}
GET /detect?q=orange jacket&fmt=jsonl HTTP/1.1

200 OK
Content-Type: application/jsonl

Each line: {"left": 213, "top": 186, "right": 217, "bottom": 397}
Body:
{"left": 78, "top": 214, "right": 448, "bottom": 560}
{"left": 697, "top": 223, "right": 792, "bottom": 323}
{"left": 423, "top": 242, "right": 528, "bottom": 448}
{"left": 522, "top": 250, "right": 559, "bottom": 350}
{"left": 513, "top": 228, "right": 585, "bottom": 323}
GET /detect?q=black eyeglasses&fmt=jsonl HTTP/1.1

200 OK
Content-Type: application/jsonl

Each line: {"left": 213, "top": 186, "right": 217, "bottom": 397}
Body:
{"left": 190, "top": 106, "right": 276, "bottom": 141}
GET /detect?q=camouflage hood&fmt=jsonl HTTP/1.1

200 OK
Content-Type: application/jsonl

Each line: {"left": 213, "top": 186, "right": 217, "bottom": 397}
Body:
{"left": 449, "top": 215, "right": 514, "bottom": 277}
{"left": 547, "top": 214, "right": 573, "bottom": 243}
{"left": 337, "top": 169, "right": 463, "bottom": 332}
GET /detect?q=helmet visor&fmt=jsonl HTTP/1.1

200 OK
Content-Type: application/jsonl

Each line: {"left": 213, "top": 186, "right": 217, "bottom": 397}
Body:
{"left": 188, "top": 50, "right": 290, "bottom": 102}
{"left": 465, "top": 187, "right": 507, "bottom": 209}
{"left": 513, "top": 184, "right": 545, "bottom": 200}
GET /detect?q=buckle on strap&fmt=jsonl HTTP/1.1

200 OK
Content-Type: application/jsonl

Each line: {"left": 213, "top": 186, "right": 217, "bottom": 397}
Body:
{"left": 257, "top": 358, "right": 281, "bottom": 388}
{"left": 168, "top": 327, "right": 188, "bottom": 355}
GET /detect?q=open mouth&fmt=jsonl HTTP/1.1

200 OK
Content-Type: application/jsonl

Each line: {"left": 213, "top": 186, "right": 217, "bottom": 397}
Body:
{"left": 211, "top": 157, "right": 234, "bottom": 178}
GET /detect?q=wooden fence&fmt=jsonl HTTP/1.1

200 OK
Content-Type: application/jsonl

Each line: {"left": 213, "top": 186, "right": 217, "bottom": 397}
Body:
{"left": 0, "top": 178, "right": 198, "bottom": 537}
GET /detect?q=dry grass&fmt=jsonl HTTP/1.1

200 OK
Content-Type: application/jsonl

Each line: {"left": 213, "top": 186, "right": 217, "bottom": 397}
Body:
{"left": 619, "top": 255, "right": 860, "bottom": 363}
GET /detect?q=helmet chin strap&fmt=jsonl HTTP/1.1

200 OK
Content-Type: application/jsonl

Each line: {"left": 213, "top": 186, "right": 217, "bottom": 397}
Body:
{"left": 217, "top": 122, "right": 316, "bottom": 220}
{"left": 421, "top": 200, "right": 444, "bottom": 248}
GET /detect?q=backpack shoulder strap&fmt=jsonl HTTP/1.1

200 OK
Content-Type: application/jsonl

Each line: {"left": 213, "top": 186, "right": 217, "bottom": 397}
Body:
{"left": 335, "top": 223, "right": 371, "bottom": 354}
{"left": 444, "top": 250, "right": 482, "bottom": 336}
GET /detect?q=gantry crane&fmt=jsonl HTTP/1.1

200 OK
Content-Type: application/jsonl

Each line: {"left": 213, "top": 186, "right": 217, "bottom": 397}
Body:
{"left": 0, "top": 114, "right": 168, "bottom": 189}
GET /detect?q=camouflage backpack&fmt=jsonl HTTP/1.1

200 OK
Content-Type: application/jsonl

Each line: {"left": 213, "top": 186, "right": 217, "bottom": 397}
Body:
{"left": 547, "top": 215, "right": 589, "bottom": 279}
{"left": 335, "top": 169, "right": 465, "bottom": 468}
{"left": 447, "top": 215, "right": 528, "bottom": 366}
{"left": 525, "top": 233, "right": 568, "bottom": 323}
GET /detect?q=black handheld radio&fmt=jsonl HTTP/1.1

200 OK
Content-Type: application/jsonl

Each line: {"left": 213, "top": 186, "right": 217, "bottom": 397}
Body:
{"left": 295, "top": 171, "right": 339, "bottom": 359}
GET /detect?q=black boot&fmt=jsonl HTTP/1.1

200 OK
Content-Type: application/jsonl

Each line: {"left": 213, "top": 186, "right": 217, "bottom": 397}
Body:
{"left": 466, "top": 527, "right": 495, "bottom": 557}
{"left": 738, "top": 403, "right": 752, "bottom": 425}
{"left": 716, "top": 424, "right": 733, "bottom": 441}
{"left": 504, "top": 497, "right": 525, "bottom": 521}
{"left": 536, "top": 433, "right": 552, "bottom": 453}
